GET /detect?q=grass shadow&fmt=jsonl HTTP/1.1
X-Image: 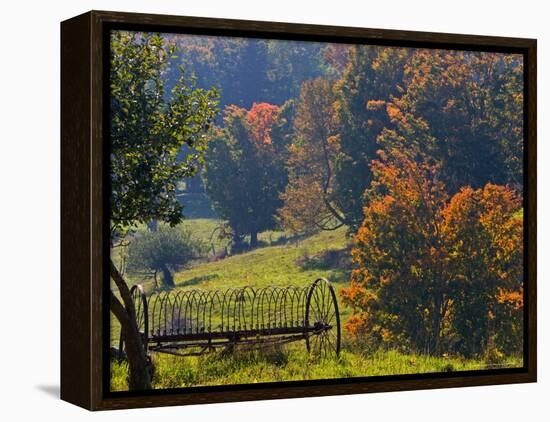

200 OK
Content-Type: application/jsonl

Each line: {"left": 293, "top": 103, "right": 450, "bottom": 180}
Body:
{"left": 177, "top": 274, "right": 220, "bottom": 288}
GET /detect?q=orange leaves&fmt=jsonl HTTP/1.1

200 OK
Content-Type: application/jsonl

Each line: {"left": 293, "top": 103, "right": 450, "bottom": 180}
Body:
{"left": 497, "top": 287, "right": 524, "bottom": 310}
{"left": 343, "top": 315, "right": 368, "bottom": 338}
{"left": 246, "top": 102, "right": 280, "bottom": 146}
{"left": 386, "top": 103, "right": 403, "bottom": 120}
{"left": 366, "top": 99, "right": 386, "bottom": 110}
{"left": 343, "top": 145, "right": 523, "bottom": 354}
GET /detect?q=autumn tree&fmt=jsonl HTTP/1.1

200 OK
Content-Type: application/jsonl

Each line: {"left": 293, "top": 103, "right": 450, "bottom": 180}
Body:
{"left": 333, "top": 46, "right": 412, "bottom": 230}
{"left": 341, "top": 147, "right": 451, "bottom": 355}
{"left": 385, "top": 50, "right": 524, "bottom": 193}
{"left": 278, "top": 78, "right": 342, "bottom": 234}
{"left": 203, "top": 102, "right": 293, "bottom": 249}
{"left": 342, "top": 147, "right": 523, "bottom": 357}
{"left": 110, "top": 31, "right": 218, "bottom": 389}
{"left": 443, "top": 184, "right": 523, "bottom": 357}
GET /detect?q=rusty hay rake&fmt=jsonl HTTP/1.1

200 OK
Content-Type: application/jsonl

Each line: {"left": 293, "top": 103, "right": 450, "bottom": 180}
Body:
{"left": 119, "top": 278, "right": 341, "bottom": 358}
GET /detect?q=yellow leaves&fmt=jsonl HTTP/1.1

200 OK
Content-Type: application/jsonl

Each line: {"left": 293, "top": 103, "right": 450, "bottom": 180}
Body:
{"left": 366, "top": 99, "right": 386, "bottom": 110}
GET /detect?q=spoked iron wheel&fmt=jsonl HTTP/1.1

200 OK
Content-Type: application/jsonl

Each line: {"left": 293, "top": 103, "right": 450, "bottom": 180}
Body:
{"left": 305, "top": 278, "right": 341, "bottom": 357}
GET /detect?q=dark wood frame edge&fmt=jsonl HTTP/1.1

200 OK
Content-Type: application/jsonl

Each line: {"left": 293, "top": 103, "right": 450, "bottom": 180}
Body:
{"left": 60, "top": 10, "right": 537, "bottom": 411}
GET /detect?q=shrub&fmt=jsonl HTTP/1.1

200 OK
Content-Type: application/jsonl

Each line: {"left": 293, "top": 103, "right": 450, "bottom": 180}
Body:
{"left": 127, "top": 227, "right": 204, "bottom": 288}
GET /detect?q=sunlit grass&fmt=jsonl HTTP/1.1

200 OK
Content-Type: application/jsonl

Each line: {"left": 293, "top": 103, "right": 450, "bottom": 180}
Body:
{"left": 110, "top": 344, "right": 522, "bottom": 391}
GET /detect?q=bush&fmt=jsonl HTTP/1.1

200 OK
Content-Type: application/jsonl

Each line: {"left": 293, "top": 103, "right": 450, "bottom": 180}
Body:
{"left": 127, "top": 227, "right": 204, "bottom": 288}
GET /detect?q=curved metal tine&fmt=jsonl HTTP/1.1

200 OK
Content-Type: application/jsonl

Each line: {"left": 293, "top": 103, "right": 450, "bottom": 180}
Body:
{"left": 259, "top": 286, "right": 274, "bottom": 330}
{"left": 236, "top": 286, "right": 255, "bottom": 332}
{"left": 148, "top": 291, "right": 162, "bottom": 336}
{"left": 283, "top": 287, "right": 292, "bottom": 328}
{"left": 282, "top": 286, "right": 293, "bottom": 327}
{"left": 248, "top": 287, "right": 257, "bottom": 331}
{"left": 286, "top": 286, "right": 300, "bottom": 328}
{"left": 187, "top": 290, "right": 198, "bottom": 334}
{"left": 267, "top": 286, "right": 277, "bottom": 330}
{"left": 276, "top": 286, "right": 287, "bottom": 327}
{"left": 298, "top": 286, "right": 307, "bottom": 326}
{"left": 180, "top": 290, "right": 194, "bottom": 335}
{"left": 188, "top": 289, "right": 203, "bottom": 334}
{"left": 170, "top": 290, "right": 185, "bottom": 334}
{"left": 206, "top": 290, "right": 222, "bottom": 333}
{"left": 271, "top": 286, "right": 284, "bottom": 328}
{"left": 158, "top": 291, "right": 173, "bottom": 336}
{"left": 200, "top": 290, "right": 211, "bottom": 333}
{"left": 220, "top": 288, "right": 235, "bottom": 332}
{"left": 254, "top": 287, "right": 266, "bottom": 330}
{"left": 233, "top": 287, "right": 244, "bottom": 331}
{"left": 198, "top": 290, "right": 209, "bottom": 333}
{"left": 284, "top": 286, "right": 298, "bottom": 327}
{"left": 228, "top": 288, "right": 241, "bottom": 332}
{"left": 301, "top": 286, "right": 309, "bottom": 326}
{"left": 185, "top": 289, "right": 196, "bottom": 334}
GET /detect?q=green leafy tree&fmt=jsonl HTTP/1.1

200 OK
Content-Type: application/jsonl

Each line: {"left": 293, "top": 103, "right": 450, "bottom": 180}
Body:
{"left": 203, "top": 102, "right": 293, "bottom": 250}
{"left": 109, "top": 31, "right": 218, "bottom": 390}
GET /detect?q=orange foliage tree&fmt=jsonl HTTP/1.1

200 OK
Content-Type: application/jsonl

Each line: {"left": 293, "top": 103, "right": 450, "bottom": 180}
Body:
{"left": 278, "top": 78, "right": 343, "bottom": 234}
{"left": 341, "top": 147, "right": 451, "bottom": 355}
{"left": 443, "top": 184, "right": 523, "bottom": 357}
{"left": 341, "top": 147, "right": 523, "bottom": 357}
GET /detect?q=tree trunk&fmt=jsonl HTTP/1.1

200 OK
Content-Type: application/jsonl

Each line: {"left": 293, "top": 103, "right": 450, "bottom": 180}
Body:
{"left": 160, "top": 264, "right": 174, "bottom": 288}
{"left": 147, "top": 219, "right": 158, "bottom": 232}
{"left": 232, "top": 232, "right": 244, "bottom": 253}
{"left": 110, "top": 261, "right": 152, "bottom": 390}
{"left": 431, "top": 295, "right": 442, "bottom": 356}
{"left": 250, "top": 230, "right": 258, "bottom": 249}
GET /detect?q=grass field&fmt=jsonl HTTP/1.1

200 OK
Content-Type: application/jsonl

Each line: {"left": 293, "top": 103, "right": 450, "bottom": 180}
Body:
{"left": 110, "top": 217, "right": 522, "bottom": 391}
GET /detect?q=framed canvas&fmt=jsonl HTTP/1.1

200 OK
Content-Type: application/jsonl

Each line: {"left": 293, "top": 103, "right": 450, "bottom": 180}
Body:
{"left": 60, "top": 10, "right": 537, "bottom": 410}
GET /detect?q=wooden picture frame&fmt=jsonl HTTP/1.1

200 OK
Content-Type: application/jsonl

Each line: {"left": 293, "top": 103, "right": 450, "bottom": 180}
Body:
{"left": 61, "top": 10, "right": 536, "bottom": 410}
